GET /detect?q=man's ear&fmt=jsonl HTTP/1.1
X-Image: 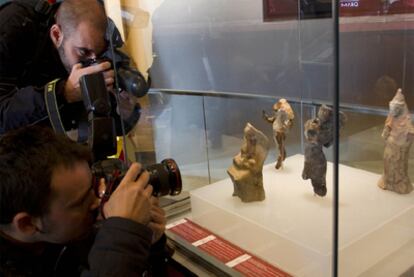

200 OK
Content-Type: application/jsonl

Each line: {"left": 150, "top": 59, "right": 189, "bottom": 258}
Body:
{"left": 11, "top": 212, "right": 40, "bottom": 236}
{"left": 50, "top": 24, "right": 64, "bottom": 48}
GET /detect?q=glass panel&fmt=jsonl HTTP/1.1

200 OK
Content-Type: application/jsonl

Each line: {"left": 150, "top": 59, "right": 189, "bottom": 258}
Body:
{"left": 151, "top": 0, "right": 303, "bottom": 96}
{"left": 136, "top": 93, "right": 210, "bottom": 192}
{"left": 299, "top": 18, "right": 334, "bottom": 103}
{"left": 338, "top": 9, "right": 414, "bottom": 277}
{"left": 122, "top": 0, "right": 337, "bottom": 275}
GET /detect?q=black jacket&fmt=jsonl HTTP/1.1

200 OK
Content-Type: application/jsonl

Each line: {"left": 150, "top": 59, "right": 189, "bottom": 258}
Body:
{"left": 0, "top": 0, "right": 76, "bottom": 133}
{"left": 0, "top": 0, "right": 139, "bottom": 135}
{"left": 0, "top": 217, "right": 170, "bottom": 276}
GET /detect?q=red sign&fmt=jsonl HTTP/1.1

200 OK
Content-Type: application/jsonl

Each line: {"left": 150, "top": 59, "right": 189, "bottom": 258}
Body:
{"left": 263, "top": 0, "right": 298, "bottom": 21}
{"left": 167, "top": 218, "right": 292, "bottom": 277}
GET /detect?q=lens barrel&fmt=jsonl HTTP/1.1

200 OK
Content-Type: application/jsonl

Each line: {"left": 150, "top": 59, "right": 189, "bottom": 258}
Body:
{"left": 147, "top": 159, "right": 182, "bottom": 196}
{"left": 92, "top": 158, "right": 182, "bottom": 198}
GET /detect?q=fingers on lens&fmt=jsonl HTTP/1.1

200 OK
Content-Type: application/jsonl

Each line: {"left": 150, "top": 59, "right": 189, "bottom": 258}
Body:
{"left": 122, "top": 163, "right": 141, "bottom": 182}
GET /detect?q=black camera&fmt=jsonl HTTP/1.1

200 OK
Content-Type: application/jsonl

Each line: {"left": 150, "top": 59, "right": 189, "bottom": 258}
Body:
{"left": 92, "top": 158, "right": 182, "bottom": 198}
{"left": 79, "top": 72, "right": 117, "bottom": 160}
{"left": 80, "top": 58, "right": 105, "bottom": 68}
{"left": 80, "top": 18, "right": 150, "bottom": 98}
{"left": 80, "top": 53, "right": 149, "bottom": 99}
{"left": 78, "top": 18, "right": 180, "bottom": 204}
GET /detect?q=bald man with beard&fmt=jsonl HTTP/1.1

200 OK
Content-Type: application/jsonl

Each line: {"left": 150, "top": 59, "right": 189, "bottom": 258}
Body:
{"left": 0, "top": 0, "right": 140, "bottom": 135}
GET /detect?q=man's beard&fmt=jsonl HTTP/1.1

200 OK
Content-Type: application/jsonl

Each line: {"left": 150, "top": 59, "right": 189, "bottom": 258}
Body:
{"left": 57, "top": 44, "right": 72, "bottom": 73}
{"left": 38, "top": 210, "right": 98, "bottom": 243}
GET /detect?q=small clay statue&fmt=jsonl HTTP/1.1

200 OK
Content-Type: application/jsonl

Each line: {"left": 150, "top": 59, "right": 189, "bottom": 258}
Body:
{"left": 263, "top": 98, "right": 294, "bottom": 169}
{"left": 378, "top": 89, "right": 414, "bottom": 194}
{"left": 317, "top": 105, "right": 347, "bottom": 147}
{"left": 302, "top": 105, "right": 347, "bottom": 197}
{"left": 227, "top": 123, "right": 269, "bottom": 202}
{"left": 302, "top": 118, "right": 327, "bottom": 196}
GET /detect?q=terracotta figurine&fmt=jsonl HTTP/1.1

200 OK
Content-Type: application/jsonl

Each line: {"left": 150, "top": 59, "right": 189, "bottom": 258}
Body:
{"left": 263, "top": 98, "right": 294, "bottom": 169}
{"left": 302, "top": 118, "right": 327, "bottom": 196}
{"left": 227, "top": 123, "right": 269, "bottom": 202}
{"left": 317, "top": 105, "right": 347, "bottom": 148}
{"left": 302, "top": 105, "right": 347, "bottom": 197}
{"left": 378, "top": 89, "right": 414, "bottom": 194}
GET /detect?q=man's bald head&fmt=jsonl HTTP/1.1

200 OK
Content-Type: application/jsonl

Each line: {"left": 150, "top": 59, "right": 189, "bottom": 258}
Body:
{"left": 56, "top": 0, "right": 107, "bottom": 37}
{"left": 50, "top": 0, "right": 109, "bottom": 72}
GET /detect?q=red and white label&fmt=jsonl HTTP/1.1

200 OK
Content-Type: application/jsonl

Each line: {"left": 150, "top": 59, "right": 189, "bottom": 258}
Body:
{"left": 167, "top": 218, "right": 292, "bottom": 277}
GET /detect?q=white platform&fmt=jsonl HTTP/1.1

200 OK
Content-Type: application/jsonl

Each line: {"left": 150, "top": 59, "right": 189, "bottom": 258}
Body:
{"left": 189, "top": 154, "right": 414, "bottom": 277}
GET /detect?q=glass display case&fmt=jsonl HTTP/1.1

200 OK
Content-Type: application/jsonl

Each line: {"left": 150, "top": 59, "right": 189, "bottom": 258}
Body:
{"left": 116, "top": 0, "right": 414, "bottom": 276}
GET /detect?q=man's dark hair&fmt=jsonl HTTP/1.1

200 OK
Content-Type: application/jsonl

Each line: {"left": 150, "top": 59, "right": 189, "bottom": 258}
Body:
{"left": 0, "top": 126, "right": 92, "bottom": 224}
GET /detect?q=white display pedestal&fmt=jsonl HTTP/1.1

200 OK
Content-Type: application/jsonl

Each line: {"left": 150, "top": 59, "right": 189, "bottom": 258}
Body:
{"left": 190, "top": 154, "right": 414, "bottom": 277}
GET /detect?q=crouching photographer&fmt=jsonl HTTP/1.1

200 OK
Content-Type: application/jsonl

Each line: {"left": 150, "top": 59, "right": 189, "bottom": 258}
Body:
{"left": 0, "top": 126, "right": 172, "bottom": 276}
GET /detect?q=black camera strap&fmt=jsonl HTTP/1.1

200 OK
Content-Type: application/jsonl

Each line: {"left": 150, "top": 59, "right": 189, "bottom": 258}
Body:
{"left": 44, "top": 78, "right": 66, "bottom": 135}
{"left": 44, "top": 78, "right": 89, "bottom": 142}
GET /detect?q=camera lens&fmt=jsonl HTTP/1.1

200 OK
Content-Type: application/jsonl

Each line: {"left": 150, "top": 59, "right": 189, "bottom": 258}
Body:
{"left": 146, "top": 158, "right": 182, "bottom": 196}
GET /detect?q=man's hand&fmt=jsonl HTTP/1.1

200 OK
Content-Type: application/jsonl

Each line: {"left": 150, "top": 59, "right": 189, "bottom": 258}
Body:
{"left": 64, "top": 61, "right": 115, "bottom": 103}
{"left": 148, "top": 197, "right": 167, "bottom": 244}
{"left": 103, "top": 163, "right": 153, "bottom": 225}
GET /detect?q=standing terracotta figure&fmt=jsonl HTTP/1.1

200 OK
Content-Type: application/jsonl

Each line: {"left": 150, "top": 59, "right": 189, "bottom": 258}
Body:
{"left": 263, "top": 98, "right": 294, "bottom": 169}
{"left": 227, "top": 123, "right": 269, "bottom": 202}
{"left": 317, "top": 105, "right": 347, "bottom": 147}
{"left": 378, "top": 89, "right": 414, "bottom": 194}
{"left": 302, "top": 105, "right": 346, "bottom": 197}
{"left": 302, "top": 118, "right": 327, "bottom": 196}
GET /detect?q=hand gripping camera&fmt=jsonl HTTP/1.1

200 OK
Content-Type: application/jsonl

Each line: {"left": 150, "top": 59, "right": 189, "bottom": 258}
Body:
{"left": 79, "top": 66, "right": 182, "bottom": 201}
{"left": 91, "top": 158, "right": 182, "bottom": 219}
{"left": 78, "top": 18, "right": 182, "bottom": 202}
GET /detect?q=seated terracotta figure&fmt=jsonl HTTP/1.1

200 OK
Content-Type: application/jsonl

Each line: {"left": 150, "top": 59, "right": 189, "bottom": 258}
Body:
{"left": 227, "top": 123, "right": 269, "bottom": 202}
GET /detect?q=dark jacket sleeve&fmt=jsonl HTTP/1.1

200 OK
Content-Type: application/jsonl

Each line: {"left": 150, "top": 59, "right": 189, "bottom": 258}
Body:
{"left": 81, "top": 217, "right": 154, "bottom": 277}
{"left": 0, "top": 3, "right": 67, "bottom": 133}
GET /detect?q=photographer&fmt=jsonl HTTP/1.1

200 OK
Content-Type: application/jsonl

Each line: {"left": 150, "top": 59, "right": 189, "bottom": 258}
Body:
{"left": 0, "top": 126, "right": 170, "bottom": 276}
{"left": 0, "top": 0, "right": 140, "bottom": 135}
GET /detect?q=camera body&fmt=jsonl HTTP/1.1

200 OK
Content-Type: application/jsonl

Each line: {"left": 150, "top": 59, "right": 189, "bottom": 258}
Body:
{"left": 80, "top": 58, "right": 106, "bottom": 68}
{"left": 79, "top": 72, "right": 182, "bottom": 199}
{"left": 79, "top": 72, "right": 117, "bottom": 160}
{"left": 80, "top": 17, "right": 150, "bottom": 98}
{"left": 80, "top": 54, "right": 149, "bottom": 99}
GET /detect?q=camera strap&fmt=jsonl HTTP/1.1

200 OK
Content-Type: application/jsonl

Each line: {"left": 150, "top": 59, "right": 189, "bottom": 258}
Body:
{"left": 44, "top": 79, "right": 66, "bottom": 135}
{"left": 44, "top": 78, "right": 89, "bottom": 142}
